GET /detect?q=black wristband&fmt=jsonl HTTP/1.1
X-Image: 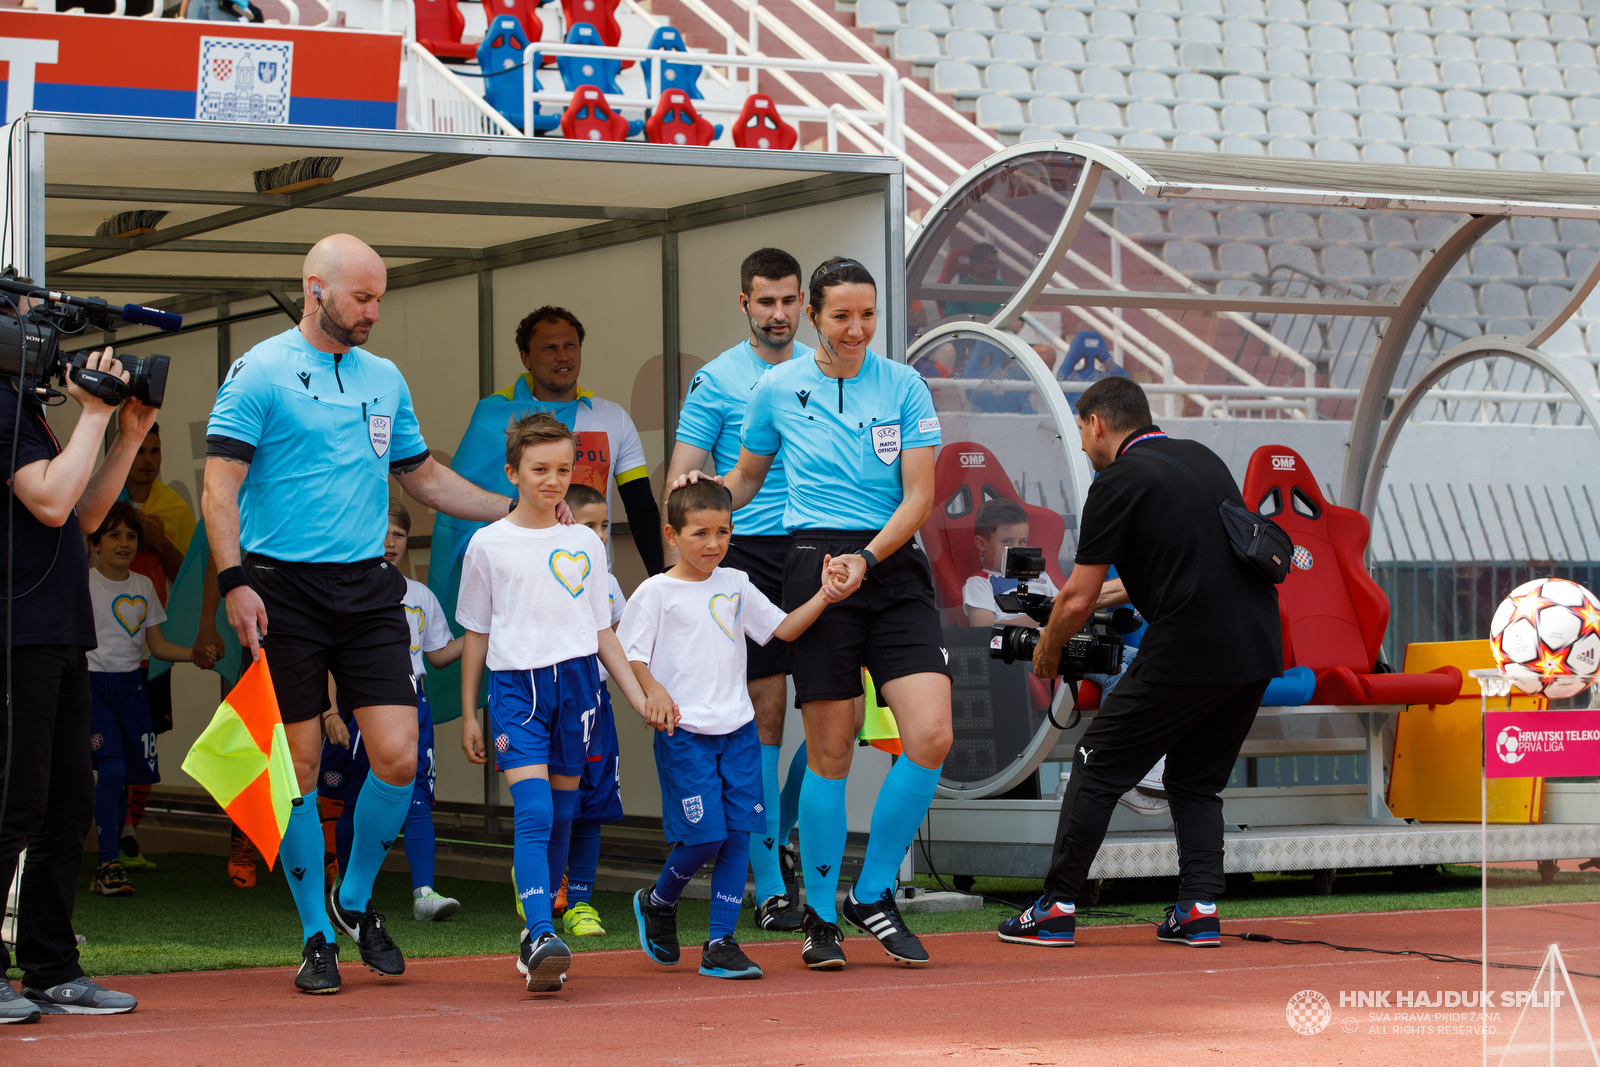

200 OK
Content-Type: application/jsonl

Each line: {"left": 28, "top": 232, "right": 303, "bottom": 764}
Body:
{"left": 859, "top": 548, "right": 879, "bottom": 572}
{"left": 217, "top": 566, "right": 249, "bottom": 597}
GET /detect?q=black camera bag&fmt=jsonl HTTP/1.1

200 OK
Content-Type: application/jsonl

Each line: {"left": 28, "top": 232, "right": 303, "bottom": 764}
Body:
{"left": 1138, "top": 448, "right": 1293, "bottom": 585}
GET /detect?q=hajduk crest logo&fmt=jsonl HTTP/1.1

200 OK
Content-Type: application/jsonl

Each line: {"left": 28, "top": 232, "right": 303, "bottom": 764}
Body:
{"left": 1286, "top": 990, "right": 1332, "bottom": 1035}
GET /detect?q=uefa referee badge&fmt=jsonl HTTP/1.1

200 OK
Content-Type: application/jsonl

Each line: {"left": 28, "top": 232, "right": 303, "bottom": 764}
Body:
{"left": 873, "top": 424, "right": 901, "bottom": 464}
{"left": 368, "top": 414, "right": 392, "bottom": 457}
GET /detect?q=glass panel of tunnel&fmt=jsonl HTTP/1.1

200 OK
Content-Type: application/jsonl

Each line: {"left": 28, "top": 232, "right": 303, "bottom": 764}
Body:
{"left": 908, "top": 149, "right": 1087, "bottom": 334}
{"left": 909, "top": 325, "right": 1082, "bottom": 796}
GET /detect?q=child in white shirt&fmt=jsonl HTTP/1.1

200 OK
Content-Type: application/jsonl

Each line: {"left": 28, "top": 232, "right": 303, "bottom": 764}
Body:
{"left": 962, "top": 498, "right": 1059, "bottom": 627}
{"left": 618, "top": 480, "right": 842, "bottom": 980}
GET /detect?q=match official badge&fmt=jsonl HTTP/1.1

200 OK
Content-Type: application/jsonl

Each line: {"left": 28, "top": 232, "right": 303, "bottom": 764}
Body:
{"left": 873, "top": 423, "right": 902, "bottom": 464}
{"left": 683, "top": 795, "right": 704, "bottom": 824}
{"left": 368, "top": 414, "right": 392, "bottom": 458}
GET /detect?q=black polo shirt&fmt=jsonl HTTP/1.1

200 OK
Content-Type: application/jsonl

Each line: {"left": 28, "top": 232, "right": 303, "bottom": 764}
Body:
{"left": 0, "top": 379, "right": 95, "bottom": 648}
{"left": 1076, "top": 425, "right": 1282, "bottom": 686}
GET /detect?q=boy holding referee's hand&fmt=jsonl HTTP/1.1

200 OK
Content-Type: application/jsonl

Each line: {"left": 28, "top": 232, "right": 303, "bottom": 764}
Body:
{"left": 619, "top": 481, "right": 845, "bottom": 979}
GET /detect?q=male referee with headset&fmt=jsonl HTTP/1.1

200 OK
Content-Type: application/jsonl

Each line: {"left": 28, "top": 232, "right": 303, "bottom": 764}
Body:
{"left": 205, "top": 234, "right": 516, "bottom": 994}
{"left": 997, "top": 376, "right": 1281, "bottom": 950}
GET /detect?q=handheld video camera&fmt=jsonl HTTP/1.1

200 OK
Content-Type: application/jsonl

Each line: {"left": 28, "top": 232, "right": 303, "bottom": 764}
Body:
{"left": 0, "top": 274, "right": 180, "bottom": 408}
{"left": 986, "top": 545, "right": 1140, "bottom": 679}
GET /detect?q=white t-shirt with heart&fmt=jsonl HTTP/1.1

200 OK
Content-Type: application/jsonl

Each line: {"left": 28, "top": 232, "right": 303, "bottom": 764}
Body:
{"left": 403, "top": 577, "right": 454, "bottom": 679}
{"left": 87, "top": 569, "right": 167, "bottom": 673}
{"left": 456, "top": 519, "right": 611, "bottom": 673}
{"left": 617, "top": 567, "right": 787, "bottom": 736}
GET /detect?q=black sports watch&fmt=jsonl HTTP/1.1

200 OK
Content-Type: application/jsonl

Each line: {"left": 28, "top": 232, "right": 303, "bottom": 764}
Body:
{"left": 859, "top": 548, "right": 879, "bottom": 573}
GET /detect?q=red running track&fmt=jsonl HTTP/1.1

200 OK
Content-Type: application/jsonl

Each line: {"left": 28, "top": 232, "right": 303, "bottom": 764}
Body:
{"left": 7, "top": 905, "right": 1598, "bottom": 1067}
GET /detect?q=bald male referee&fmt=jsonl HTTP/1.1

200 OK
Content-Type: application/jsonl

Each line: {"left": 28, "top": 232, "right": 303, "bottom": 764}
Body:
{"left": 205, "top": 234, "right": 516, "bottom": 994}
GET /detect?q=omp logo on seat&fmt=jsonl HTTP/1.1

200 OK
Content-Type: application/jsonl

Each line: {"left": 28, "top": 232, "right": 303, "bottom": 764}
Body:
{"left": 1271, "top": 455, "right": 1296, "bottom": 470}
{"left": 959, "top": 452, "right": 985, "bottom": 467}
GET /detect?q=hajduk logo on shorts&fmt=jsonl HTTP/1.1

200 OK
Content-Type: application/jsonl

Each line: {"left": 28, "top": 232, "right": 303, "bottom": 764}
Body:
{"left": 323, "top": 770, "right": 342, "bottom": 789}
{"left": 873, "top": 424, "right": 901, "bottom": 465}
{"left": 682, "top": 795, "right": 704, "bottom": 824}
{"left": 495, "top": 733, "right": 510, "bottom": 753}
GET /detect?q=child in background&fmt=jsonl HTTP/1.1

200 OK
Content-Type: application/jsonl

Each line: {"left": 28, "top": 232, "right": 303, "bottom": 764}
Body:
{"left": 318, "top": 502, "right": 465, "bottom": 920}
{"left": 962, "top": 499, "right": 1059, "bottom": 628}
{"left": 85, "top": 502, "right": 217, "bottom": 896}
{"left": 619, "top": 481, "right": 843, "bottom": 980}
{"left": 559, "top": 483, "right": 626, "bottom": 937}
{"left": 458, "top": 414, "right": 651, "bottom": 993}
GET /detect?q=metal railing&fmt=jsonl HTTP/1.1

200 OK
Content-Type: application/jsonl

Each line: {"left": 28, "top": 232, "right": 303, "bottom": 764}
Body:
{"left": 521, "top": 42, "right": 893, "bottom": 142}
{"left": 407, "top": 41, "right": 521, "bottom": 137}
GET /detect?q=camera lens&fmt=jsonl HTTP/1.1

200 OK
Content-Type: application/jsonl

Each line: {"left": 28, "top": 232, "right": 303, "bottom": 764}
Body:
{"left": 989, "top": 623, "right": 1039, "bottom": 665}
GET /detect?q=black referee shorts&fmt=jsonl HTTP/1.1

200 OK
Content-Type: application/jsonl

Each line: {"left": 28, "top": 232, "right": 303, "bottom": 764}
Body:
{"left": 782, "top": 530, "right": 950, "bottom": 705}
{"left": 244, "top": 554, "right": 416, "bottom": 725}
{"left": 724, "top": 534, "right": 792, "bottom": 681}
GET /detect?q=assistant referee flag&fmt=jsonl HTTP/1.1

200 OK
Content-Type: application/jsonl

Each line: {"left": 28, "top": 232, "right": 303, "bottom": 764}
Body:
{"left": 181, "top": 654, "right": 296, "bottom": 869}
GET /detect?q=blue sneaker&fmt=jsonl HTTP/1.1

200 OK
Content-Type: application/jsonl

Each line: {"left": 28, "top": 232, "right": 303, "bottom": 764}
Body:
{"left": 633, "top": 887, "right": 680, "bottom": 966}
{"left": 997, "top": 899, "right": 1075, "bottom": 946}
{"left": 1156, "top": 900, "right": 1221, "bottom": 946}
{"left": 698, "top": 936, "right": 762, "bottom": 979}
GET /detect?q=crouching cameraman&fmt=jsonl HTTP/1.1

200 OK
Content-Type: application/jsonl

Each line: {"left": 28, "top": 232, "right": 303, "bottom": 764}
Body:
{"left": 997, "top": 376, "right": 1282, "bottom": 950}
{"left": 1, "top": 348, "right": 145, "bottom": 1021}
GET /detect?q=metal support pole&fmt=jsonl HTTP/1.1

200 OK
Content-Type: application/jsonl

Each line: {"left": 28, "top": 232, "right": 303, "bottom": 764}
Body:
{"left": 216, "top": 300, "right": 230, "bottom": 386}
{"left": 662, "top": 231, "right": 680, "bottom": 455}
{"left": 477, "top": 269, "right": 495, "bottom": 399}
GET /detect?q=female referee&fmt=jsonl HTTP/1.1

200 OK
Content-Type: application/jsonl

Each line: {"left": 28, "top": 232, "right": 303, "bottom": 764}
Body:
{"left": 679, "top": 257, "right": 952, "bottom": 970}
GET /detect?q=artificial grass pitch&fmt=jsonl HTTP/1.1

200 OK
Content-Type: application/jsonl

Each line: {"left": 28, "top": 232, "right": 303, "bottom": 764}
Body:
{"left": 24, "top": 853, "right": 1600, "bottom": 978}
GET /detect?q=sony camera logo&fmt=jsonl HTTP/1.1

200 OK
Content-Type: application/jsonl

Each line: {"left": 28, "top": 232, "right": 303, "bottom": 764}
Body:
{"left": 959, "top": 452, "right": 986, "bottom": 468}
{"left": 1271, "top": 455, "right": 1296, "bottom": 470}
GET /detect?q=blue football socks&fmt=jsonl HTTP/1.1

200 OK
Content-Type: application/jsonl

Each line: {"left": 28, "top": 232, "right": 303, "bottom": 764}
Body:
{"left": 338, "top": 771, "right": 413, "bottom": 912}
{"left": 402, "top": 798, "right": 435, "bottom": 891}
{"left": 94, "top": 758, "right": 125, "bottom": 865}
{"left": 567, "top": 819, "right": 603, "bottom": 904}
{"left": 510, "top": 777, "right": 555, "bottom": 935}
{"left": 650, "top": 839, "right": 721, "bottom": 908}
{"left": 778, "top": 741, "right": 806, "bottom": 847}
{"left": 284, "top": 791, "right": 336, "bottom": 943}
{"left": 710, "top": 832, "right": 751, "bottom": 940}
{"left": 798, "top": 769, "right": 848, "bottom": 922}
{"left": 853, "top": 756, "right": 943, "bottom": 902}
{"left": 547, "top": 787, "right": 579, "bottom": 909}
{"left": 749, "top": 744, "right": 786, "bottom": 901}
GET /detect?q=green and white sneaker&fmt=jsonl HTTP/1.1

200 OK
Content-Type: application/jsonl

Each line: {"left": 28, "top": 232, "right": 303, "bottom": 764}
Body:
{"left": 118, "top": 834, "right": 157, "bottom": 870}
{"left": 413, "top": 886, "right": 461, "bottom": 921}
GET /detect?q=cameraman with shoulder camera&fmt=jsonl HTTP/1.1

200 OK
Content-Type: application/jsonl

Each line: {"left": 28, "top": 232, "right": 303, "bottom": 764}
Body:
{"left": 997, "top": 376, "right": 1281, "bottom": 951}
{"left": 1, "top": 347, "right": 148, "bottom": 1022}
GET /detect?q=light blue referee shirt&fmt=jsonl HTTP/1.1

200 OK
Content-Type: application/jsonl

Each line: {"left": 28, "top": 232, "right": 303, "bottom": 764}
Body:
{"left": 675, "top": 339, "right": 814, "bottom": 538}
{"left": 742, "top": 350, "right": 940, "bottom": 532}
{"left": 206, "top": 327, "right": 429, "bottom": 564}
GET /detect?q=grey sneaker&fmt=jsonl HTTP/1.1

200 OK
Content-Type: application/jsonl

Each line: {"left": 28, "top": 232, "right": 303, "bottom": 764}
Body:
{"left": 412, "top": 887, "right": 461, "bottom": 922}
{"left": 23, "top": 977, "right": 137, "bottom": 1015}
{"left": 0, "top": 983, "right": 40, "bottom": 1024}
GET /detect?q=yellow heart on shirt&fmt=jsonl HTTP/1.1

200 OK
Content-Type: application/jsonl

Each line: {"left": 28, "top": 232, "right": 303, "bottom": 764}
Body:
{"left": 709, "top": 593, "right": 741, "bottom": 643}
{"left": 404, "top": 604, "right": 425, "bottom": 654}
{"left": 112, "top": 594, "right": 148, "bottom": 637}
{"left": 549, "top": 550, "right": 592, "bottom": 597}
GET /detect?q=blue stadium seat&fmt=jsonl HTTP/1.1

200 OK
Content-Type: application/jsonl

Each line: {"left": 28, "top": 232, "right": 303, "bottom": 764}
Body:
{"left": 476, "top": 15, "right": 558, "bottom": 133}
{"left": 642, "top": 26, "right": 704, "bottom": 100}
{"left": 558, "top": 22, "right": 624, "bottom": 94}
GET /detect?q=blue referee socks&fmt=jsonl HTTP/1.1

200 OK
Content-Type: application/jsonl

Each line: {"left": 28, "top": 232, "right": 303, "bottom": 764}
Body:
{"left": 510, "top": 777, "right": 555, "bottom": 936}
{"left": 853, "top": 756, "right": 943, "bottom": 902}
{"left": 778, "top": 741, "right": 806, "bottom": 847}
{"left": 285, "top": 791, "right": 337, "bottom": 944}
{"left": 798, "top": 769, "right": 848, "bottom": 922}
{"left": 749, "top": 744, "right": 786, "bottom": 902}
{"left": 338, "top": 771, "right": 414, "bottom": 913}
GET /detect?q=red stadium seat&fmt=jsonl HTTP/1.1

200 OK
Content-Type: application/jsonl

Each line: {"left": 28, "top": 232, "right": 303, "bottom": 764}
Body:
{"left": 479, "top": 0, "right": 542, "bottom": 46}
{"left": 415, "top": 0, "right": 477, "bottom": 61}
{"left": 645, "top": 88, "right": 716, "bottom": 146}
{"left": 1241, "top": 445, "right": 1460, "bottom": 706}
{"left": 561, "top": 85, "right": 631, "bottom": 142}
{"left": 561, "top": 0, "right": 621, "bottom": 48}
{"left": 924, "top": 441, "right": 1067, "bottom": 623}
{"left": 732, "top": 93, "right": 798, "bottom": 150}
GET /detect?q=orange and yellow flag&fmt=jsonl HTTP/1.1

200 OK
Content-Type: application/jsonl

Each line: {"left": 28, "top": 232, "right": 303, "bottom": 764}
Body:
{"left": 181, "top": 653, "right": 296, "bottom": 869}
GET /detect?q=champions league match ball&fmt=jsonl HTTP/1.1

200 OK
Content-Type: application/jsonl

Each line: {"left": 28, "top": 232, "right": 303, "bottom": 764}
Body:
{"left": 1489, "top": 578, "right": 1600, "bottom": 699}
